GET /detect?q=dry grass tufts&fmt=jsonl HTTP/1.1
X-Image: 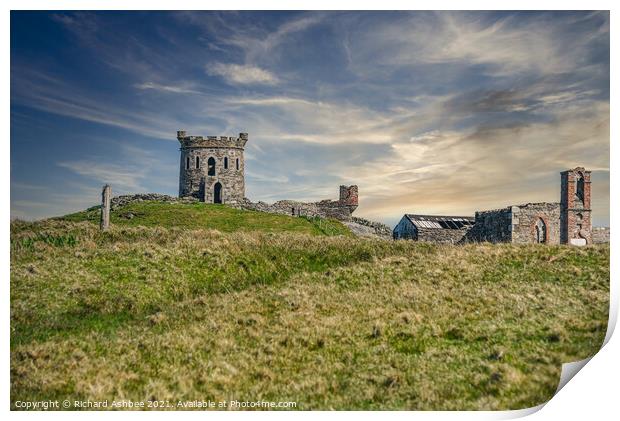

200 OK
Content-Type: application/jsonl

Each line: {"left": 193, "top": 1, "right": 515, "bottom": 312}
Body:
{"left": 10, "top": 218, "right": 609, "bottom": 410}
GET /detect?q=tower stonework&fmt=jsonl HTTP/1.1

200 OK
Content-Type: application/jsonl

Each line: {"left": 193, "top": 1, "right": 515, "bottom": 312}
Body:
{"left": 177, "top": 131, "right": 247, "bottom": 204}
{"left": 560, "top": 167, "right": 592, "bottom": 245}
{"left": 339, "top": 185, "right": 359, "bottom": 213}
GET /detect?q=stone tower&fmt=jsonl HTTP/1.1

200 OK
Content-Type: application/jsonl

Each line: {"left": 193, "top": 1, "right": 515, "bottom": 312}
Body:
{"left": 560, "top": 167, "right": 592, "bottom": 245}
{"left": 177, "top": 131, "right": 248, "bottom": 204}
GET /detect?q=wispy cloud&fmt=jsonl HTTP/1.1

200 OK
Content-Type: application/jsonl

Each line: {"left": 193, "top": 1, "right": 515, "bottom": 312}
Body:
{"left": 11, "top": 68, "right": 179, "bottom": 140}
{"left": 180, "top": 12, "right": 323, "bottom": 63}
{"left": 57, "top": 160, "right": 146, "bottom": 192}
{"left": 11, "top": 11, "right": 610, "bottom": 226}
{"left": 55, "top": 140, "right": 180, "bottom": 196}
{"left": 344, "top": 12, "right": 609, "bottom": 79}
{"left": 134, "top": 81, "right": 202, "bottom": 95}
{"left": 11, "top": 181, "right": 102, "bottom": 221}
{"left": 206, "top": 63, "right": 279, "bottom": 85}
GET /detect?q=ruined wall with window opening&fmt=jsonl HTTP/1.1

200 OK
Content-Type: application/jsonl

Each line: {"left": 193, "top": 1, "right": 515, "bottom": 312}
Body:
{"left": 462, "top": 203, "right": 561, "bottom": 244}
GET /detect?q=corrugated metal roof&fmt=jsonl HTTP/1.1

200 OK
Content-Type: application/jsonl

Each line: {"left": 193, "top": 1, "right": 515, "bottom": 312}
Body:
{"left": 405, "top": 214, "right": 475, "bottom": 230}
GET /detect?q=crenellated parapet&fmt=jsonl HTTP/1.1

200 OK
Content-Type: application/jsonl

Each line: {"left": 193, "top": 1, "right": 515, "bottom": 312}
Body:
{"left": 177, "top": 131, "right": 248, "bottom": 150}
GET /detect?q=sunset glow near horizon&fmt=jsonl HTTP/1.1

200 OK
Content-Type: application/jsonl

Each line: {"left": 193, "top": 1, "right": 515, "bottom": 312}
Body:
{"left": 10, "top": 11, "right": 610, "bottom": 227}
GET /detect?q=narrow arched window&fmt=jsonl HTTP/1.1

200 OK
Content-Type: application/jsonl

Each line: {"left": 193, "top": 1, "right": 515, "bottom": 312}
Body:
{"left": 186, "top": 156, "right": 190, "bottom": 170}
{"left": 224, "top": 157, "right": 229, "bottom": 169}
{"left": 576, "top": 172, "right": 584, "bottom": 202}
{"left": 535, "top": 218, "right": 546, "bottom": 243}
{"left": 236, "top": 158, "right": 240, "bottom": 171}
{"left": 207, "top": 157, "right": 216, "bottom": 176}
{"left": 195, "top": 156, "right": 200, "bottom": 169}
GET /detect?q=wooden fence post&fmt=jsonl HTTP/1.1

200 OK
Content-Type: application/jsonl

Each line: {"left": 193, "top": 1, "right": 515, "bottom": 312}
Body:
{"left": 100, "top": 184, "right": 111, "bottom": 231}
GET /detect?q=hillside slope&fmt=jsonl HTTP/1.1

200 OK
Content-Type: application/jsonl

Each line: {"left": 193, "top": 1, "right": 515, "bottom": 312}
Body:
{"left": 60, "top": 200, "right": 352, "bottom": 236}
{"left": 10, "top": 220, "right": 609, "bottom": 410}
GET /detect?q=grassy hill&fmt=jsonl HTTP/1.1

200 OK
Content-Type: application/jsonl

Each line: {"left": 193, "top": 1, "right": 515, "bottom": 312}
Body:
{"left": 10, "top": 206, "right": 609, "bottom": 410}
{"left": 60, "top": 201, "right": 352, "bottom": 236}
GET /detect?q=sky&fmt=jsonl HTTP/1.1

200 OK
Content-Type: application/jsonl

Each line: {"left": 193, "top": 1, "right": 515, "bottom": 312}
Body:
{"left": 10, "top": 11, "right": 610, "bottom": 227}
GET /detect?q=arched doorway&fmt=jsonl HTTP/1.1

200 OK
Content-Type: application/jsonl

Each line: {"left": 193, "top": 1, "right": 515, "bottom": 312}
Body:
{"left": 535, "top": 218, "right": 546, "bottom": 243}
{"left": 213, "top": 182, "right": 222, "bottom": 204}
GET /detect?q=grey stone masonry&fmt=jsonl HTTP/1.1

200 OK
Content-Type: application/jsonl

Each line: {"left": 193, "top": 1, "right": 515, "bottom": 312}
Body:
{"left": 350, "top": 216, "right": 392, "bottom": 237}
{"left": 464, "top": 202, "right": 560, "bottom": 244}
{"left": 177, "top": 131, "right": 248, "bottom": 204}
{"left": 342, "top": 217, "right": 393, "bottom": 240}
{"left": 418, "top": 226, "right": 472, "bottom": 244}
{"left": 464, "top": 208, "right": 512, "bottom": 243}
{"left": 109, "top": 193, "right": 198, "bottom": 210}
{"left": 511, "top": 203, "right": 561, "bottom": 244}
{"left": 592, "top": 227, "right": 610, "bottom": 244}
{"left": 237, "top": 185, "right": 359, "bottom": 221}
{"left": 394, "top": 167, "right": 594, "bottom": 246}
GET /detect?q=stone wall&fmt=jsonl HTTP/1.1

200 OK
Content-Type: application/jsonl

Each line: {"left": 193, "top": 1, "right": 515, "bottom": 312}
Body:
{"left": 592, "top": 227, "right": 610, "bottom": 244}
{"left": 464, "top": 207, "right": 513, "bottom": 243}
{"left": 315, "top": 200, "right": 356, "bottom": 220}
{"left": 511, "top": 203, "right": 561, "bottom": 245}
{"left": 240, "top": 199, "right": 321, "bottom": 218}
{"left": 178, "top": 131, "right": 247, "bottom": 204}
{"left": 464, "top": 203, "right": 561, "bottom": 244}
{"left": 350, "top": 217, "right": 392, "bottom": 237}
{"left": 238, "top": 185, "right": 359, "bottom": 222}
{"left": 110, "top": 193, "right": 198, "bottom": 210}
{"left": 417, "top": 226, "right": 472, "bottom": 244}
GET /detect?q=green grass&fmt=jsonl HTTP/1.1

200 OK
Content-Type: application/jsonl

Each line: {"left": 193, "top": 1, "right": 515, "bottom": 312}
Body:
{"left": 60, "top": 201, "right": 352, "bottom": 236}
{"left": 10, "top": 216, "right": 609, "bottom": 410}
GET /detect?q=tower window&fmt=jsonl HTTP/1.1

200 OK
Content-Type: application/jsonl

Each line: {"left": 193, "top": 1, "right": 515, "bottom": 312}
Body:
{"left": 224, "top": 157, "right": 229, "bottom": 169}
{"left": 236, "top": 158, "right": 240, "bottom": 171}
{"left": 186, "top": 156, "right": 190, "bottom": 170}
{"left": 195, "top": 156, "right": 200, "bottom": 169}
{"left": 208, "top": 157, "right": 216, "bottom": 176}
{"left": 576, "top": 172, "right": 584, "bottom": 202}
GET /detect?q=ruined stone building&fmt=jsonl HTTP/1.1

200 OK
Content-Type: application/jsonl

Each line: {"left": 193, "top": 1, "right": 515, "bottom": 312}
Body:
{"left": 393, "top": 167, "right": 594, "bottom": 245}
{"left": 177, "top": 130, "right": 248, "bottom": 204}
{"left": 393, "top": 215, "right": 475, "bottom": 243}
{"left": 175, "top": 132, "right": 598, "bottom": 244}
{"left": 240, "top": 185, "right": 359, "bottom": 221}
{"left": 177, "top": 131, "right": 362, "bottom": 222}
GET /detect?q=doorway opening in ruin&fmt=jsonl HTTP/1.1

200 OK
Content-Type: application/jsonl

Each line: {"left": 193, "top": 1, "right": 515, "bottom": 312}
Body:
{"left": 535, "top": 218, "right": 547, "bottom": 243}
{"left": 214, "top": 182, "right": 222, "bottom": 204}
